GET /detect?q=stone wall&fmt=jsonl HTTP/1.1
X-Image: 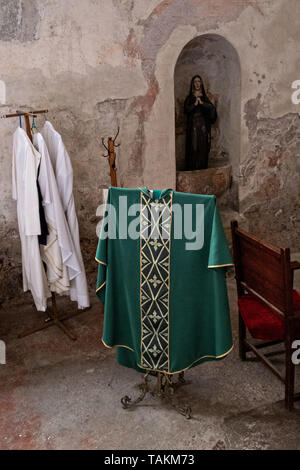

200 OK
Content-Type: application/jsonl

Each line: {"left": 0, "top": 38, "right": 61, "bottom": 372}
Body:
{"left": 0, "top": 0, "right": 299, "bottom": 302}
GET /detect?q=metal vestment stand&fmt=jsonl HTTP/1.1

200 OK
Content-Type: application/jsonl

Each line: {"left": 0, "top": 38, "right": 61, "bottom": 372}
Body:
{"left": 121, "top": 371, "right": 192, "bottom": 419}
{"left": 101, "top": 130, "right": 192, "bottom": 419}
{"left": 2, "top": 109, "right": 90, "bottom": 341}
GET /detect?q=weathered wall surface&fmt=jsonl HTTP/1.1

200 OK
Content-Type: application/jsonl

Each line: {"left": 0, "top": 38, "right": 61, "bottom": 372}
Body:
{"left": 0, "top": 0, "right": 299, "bottom": 301}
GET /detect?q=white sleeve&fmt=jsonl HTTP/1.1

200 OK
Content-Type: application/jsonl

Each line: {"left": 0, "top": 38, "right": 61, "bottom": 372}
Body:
{"left": 56, "top": 138, "right": 73, "bottom": 212}
{"left": 38, "top": 141, "right": 52, "bottom": 205}
{"left": 24, "top": 147, "right": 41, "bottom": 236}
{"left": 12, "top": 140, "right": 17, "bottom": 201}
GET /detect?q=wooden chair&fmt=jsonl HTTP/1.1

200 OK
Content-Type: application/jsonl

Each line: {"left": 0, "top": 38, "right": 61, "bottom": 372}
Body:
{"left": 231, "top": 220, "right": 300, "bottom": 410}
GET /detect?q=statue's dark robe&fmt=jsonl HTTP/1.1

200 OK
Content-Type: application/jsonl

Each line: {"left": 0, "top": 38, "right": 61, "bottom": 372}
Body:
{"left": 184, "top": 94, "right": 217, "bottom": 170}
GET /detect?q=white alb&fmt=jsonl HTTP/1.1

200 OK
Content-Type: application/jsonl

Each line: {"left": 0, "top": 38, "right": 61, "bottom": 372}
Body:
{"left": 41, "top": 121, "right": 90, "bottom": 309}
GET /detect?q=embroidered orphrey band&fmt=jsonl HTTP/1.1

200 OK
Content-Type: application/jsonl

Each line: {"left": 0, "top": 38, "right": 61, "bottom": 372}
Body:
{"left": 140, "top": 191, "right": 172, "bottom": 372}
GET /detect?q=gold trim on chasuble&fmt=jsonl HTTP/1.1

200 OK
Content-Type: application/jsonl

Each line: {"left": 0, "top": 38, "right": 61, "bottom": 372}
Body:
{"left": 139, "top": 191, "right": 173, "bottom": 372}
{"left": 208, "top": 263, "right": 234, "bottom": 269}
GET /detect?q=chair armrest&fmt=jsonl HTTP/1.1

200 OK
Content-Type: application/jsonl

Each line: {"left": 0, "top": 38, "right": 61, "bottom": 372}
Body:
{"left": 291, "top": 261, "right": 300, "bottom": 271}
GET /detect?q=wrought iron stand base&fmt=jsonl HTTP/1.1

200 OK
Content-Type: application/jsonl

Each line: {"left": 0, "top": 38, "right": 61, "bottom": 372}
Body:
{"left": 121, "top": 371, "right": 192, "bottom": 419}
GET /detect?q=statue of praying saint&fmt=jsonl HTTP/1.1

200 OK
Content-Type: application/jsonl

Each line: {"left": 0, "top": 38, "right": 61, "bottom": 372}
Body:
{"left": 184, "top": 75, "right": 217, "bottom": 170}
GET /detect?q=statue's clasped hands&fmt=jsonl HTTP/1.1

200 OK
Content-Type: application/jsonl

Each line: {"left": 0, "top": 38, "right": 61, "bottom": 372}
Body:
{"left": 195, "top": 96, "right": 203, "bottom": 106}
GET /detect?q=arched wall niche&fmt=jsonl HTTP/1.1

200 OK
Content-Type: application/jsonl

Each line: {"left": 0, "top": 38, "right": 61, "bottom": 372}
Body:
{"left": 174, "top": 34, "right": 241, "bottom": 211}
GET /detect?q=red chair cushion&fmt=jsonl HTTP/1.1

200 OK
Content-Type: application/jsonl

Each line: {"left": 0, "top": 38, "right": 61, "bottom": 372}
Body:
{"left": 238, "top": 290, "right": 300, "bottom": 341}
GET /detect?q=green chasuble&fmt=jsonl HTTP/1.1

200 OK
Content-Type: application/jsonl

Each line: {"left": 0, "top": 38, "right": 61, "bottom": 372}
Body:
{"left": 96, "top": 187, "right": 233, "bottom": 375}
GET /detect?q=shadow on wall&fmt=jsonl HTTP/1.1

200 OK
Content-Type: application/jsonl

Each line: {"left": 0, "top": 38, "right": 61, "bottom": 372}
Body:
{"left": 174, "top": 34, "right": 241, "bottom": 210}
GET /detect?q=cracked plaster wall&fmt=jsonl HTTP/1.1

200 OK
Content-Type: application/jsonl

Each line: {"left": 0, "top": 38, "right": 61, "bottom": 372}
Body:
{"left": 0, "top": 0, "right": 299, "bottom": 301}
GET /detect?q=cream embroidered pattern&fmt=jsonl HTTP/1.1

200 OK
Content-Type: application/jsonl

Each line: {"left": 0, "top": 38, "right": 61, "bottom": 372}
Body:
{"left": 140, "top": 191, "right": 172, "bottom": 371}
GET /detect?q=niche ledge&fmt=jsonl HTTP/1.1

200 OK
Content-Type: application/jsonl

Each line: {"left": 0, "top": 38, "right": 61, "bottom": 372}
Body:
{"left": 176, "top": 165, "right": 232, "bottom": 197}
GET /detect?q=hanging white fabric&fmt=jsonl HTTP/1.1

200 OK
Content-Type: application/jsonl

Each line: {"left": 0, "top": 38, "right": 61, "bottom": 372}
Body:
{"left": 34, "top": 132, "right": 84, "bottom": 295}
{"left": 12, "top": 128, "right": 50, "bottom": 311}
{"left": 41, "top": 121, "right": 90, "bottom": 309}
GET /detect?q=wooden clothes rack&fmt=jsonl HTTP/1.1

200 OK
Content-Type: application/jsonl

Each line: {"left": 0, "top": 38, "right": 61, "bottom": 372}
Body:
{"left": 2, "top": 109, "right": 89, "bottom": 341}
{"left": 101, "top": 127, "right": 120, "bottom": 187}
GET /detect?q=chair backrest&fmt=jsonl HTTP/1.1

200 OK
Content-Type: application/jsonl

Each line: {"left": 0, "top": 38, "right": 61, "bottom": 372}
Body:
{"left": 231, "top": 221, "right": 293, "bottom": 316}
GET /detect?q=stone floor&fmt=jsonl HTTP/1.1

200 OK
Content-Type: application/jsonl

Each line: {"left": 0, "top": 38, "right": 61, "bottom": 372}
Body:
{"left": 0, "top": 271, "right": 300, "bottom": 450}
